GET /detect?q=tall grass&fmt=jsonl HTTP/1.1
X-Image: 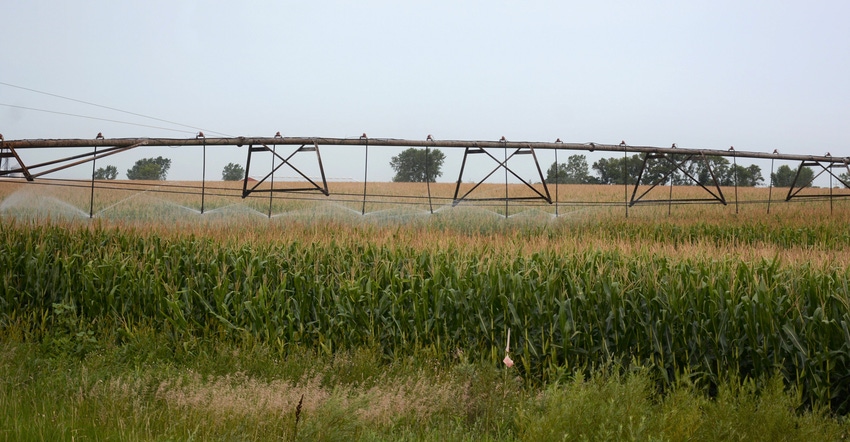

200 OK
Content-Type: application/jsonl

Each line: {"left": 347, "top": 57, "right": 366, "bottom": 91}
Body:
{"left": 1, "top": 340, "right": 846, "bottom": 441}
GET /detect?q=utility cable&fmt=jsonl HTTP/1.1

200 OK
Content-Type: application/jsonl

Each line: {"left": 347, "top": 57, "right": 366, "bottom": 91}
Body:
{"left": 0, "top": 80, "right": 233, "bottom": 136}
{"left": 0, "top": 103, "right": 197, "bottom": 134}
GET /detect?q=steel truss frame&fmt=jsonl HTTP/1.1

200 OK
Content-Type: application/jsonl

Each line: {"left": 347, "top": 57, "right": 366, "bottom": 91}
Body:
{"left": 1, "top": 144, "right": 32, "bottom": 180}
{"left": 452, "top": 143, "right": 551, "bottom": 206}
{"left": 0, "top": 138, "right": 148, "bottom": 181}
{"left": 241, "top": 141, "right": 328, "bottom": 198}
{"left": 630, "top": 151, "right": 727, "bottom": 206}
{"left": 786, "top": 159, "right": 850, "bottom": 201}
{"left": 2, "top": 135, "right": 849, "bottom": 210}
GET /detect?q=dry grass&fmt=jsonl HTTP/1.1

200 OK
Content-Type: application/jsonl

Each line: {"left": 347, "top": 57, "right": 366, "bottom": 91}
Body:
{"left": 91, "top": 365, "right": 482, "bottom": 431}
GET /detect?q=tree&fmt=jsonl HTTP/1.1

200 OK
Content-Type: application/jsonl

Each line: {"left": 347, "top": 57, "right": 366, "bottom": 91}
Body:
{"left": 545, "top": 155, "right": 595, "bottom": 184}
{"left": 839, "top": 172, "right": 850, "bottom": 188}
{"left": 590, "top": 154, "right": 763, "bottom": 187}
{"left": 592, "top": 155, "right": 645, "bottom": 185}
{"left": 93, "top": 165, "right": 118, "bottom": 180}
{"left": 546, "top": 162, "right": 570, "bottom": 184}
{"left": 126, "top": 156, "right": 171, "bottom": 180}
{"left": 221, "top": 162, "right": 245, "bottom": 181}
{"left": 691, "top": 157, "right": 728, "bottom": 186}
{"left": 390, "top": 148, "right": 446, "bottom": 182}
{"left": 692, "top": 158, "right": 763, "bottom": 186}
{"left": 771, "top": 164, "right": 813, "bottom": 187}
{"left": 731, "top": 164, "right": 764, "bottom": 187}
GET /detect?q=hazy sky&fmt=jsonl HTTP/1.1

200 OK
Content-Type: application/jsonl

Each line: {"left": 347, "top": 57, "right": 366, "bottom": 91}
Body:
{"left": 2, "top": 1, "right": 849, "bottom": 183}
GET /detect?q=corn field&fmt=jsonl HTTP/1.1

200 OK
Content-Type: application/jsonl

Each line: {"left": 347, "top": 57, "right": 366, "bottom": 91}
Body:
{"left": 2, "top": 217, "right": 850, "bottom": 412}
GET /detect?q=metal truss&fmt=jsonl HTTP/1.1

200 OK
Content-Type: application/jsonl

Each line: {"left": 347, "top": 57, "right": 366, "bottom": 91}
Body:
{"left": 630, "top": 151, "right": 726, "bottom": 206}
{"left": 452, "top": 143, "right": 551, "bottom": 206}
{"left": 0, "top": 135, "right": 149, "bottom": 181}
{"left": 1, "top": 137, "right": 32, "bottom": 180}
{"left": 2, "top": 135, "right": 849, "bottom": 216}
{"left": 241, "top": 140, "right": 328, "bottom": 198}
{"left": 786, "top": 158, "right": 850, "bottom": 201}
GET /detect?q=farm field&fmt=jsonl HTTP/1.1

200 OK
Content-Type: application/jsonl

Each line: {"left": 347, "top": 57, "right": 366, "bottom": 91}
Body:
{"left": 2, "top": 179, "right": 850, "bottom": 440}
{"left": 3, "top": 177, "right": 849, "bottom": 221}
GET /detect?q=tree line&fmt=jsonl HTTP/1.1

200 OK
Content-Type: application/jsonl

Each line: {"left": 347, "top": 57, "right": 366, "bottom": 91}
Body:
{"left": 93, "top": 158, "right": 245, "bottom": 181}
{"left": 90, "top": 150, "right": 832, "bottom": 188}
{"left": 386, "top": 148, "right": 823, "bottom": 188}
{"left": 545, "top": 153, "right": 817, "bottom": 188}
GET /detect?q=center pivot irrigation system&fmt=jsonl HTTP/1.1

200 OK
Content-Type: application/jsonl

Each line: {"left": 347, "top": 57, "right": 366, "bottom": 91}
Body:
{"left": 2, "top": 133, "right": 850, "bottom": 218}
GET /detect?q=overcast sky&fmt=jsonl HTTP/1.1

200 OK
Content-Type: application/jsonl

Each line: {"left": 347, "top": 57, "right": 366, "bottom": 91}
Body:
{"left": 2, "top": 1, "right": 849, "bottom": 183}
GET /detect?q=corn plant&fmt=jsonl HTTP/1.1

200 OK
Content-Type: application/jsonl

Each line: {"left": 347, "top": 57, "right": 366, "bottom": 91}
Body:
{"left": 2, "top": 219, "right": 850, "bottom": 412}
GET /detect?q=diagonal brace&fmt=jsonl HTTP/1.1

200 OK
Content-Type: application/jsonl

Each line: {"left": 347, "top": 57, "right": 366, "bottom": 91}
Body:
{"left": 242, "top": 142, "right": 329, "bottom": 198}
{"left": 452, "top": 145, "right": 551, "bottom": 205}
{"left": 786, "top": 160, "right": 850, "bottom": 200}
{"left": 630, "top": 152, "right": 726, "bottom": 206}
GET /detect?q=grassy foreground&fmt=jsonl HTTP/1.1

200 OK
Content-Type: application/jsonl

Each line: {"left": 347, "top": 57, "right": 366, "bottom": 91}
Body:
{"left": 2, "top": 340, "right": 847, "bottom": 441}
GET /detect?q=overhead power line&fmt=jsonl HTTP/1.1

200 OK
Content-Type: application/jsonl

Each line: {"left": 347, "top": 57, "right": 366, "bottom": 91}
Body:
{"left": 0, "top": 103, "right": 198, "bottom": 134}
{"left": 0, "top": 80, "right": 233, "bottom": 137}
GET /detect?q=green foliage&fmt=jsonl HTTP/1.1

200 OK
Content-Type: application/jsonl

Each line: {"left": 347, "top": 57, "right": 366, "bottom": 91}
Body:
{"left": 92, "top": 165, "right": 118, "bottom": 180}
{"left": 773, "top": 164, "right": 815, "bottom": 187}
{"left": 592, "top": 154, "right": 671, "bottom": 184}
{"left": 519, "top": 370, "right": 656, "bottom": 440}
{"left": 592, "top": 154, "right": 763, "bottom": 186}
{"left": 3, "top": 222, "right": 850, "bottom": 413}
{"left": 592, "top": 155, "right": 645, "bottom": 184}
{"left": 518, "top": 371, "right": 846, "bottom": 441}
{"left": 545, "top": 155, "right": 596, "bottom": 184}
{"left": 126, "top": 156, "right": 171, "bottom": 180}
{"left": 734, "top": 164, "right": 764, "bottom": 186}
{"left": 221, "top": 162, "right": 245, "bottom": 181}
{"left": 690, "top": 157, "right": 763, "bottom": 186}
{"left": 1, "top": 343, "right": 845, "bottom": 440}
{"left": 390, "top": 148, "right": 446, "bottom": 182}
{"left": 0, "top": 341, "right": 526, "bottom": 440}
{"left": 46, "top": 302, "right": 99, "bottom": 357}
